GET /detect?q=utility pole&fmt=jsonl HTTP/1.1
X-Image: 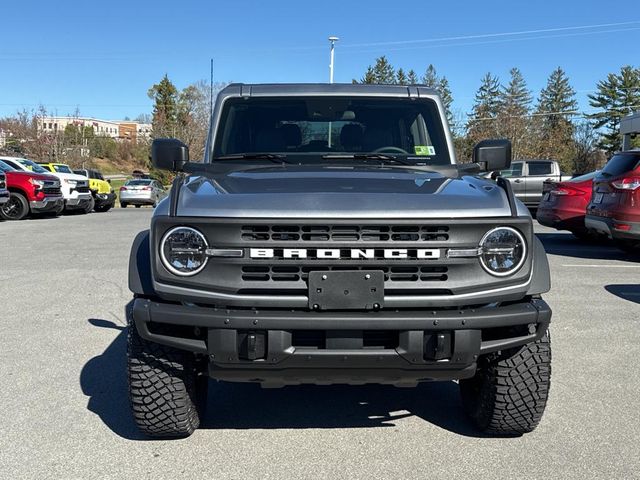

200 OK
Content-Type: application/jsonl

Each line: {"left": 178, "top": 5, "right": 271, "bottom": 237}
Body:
{"left": 210, "top": 58, "right": 214, "bottom": 119}
{"left": 328, "top": 36, "right": 339, "bottom": 83}
{"left": 328, "top": 36, "right": 339, "bottom": 147}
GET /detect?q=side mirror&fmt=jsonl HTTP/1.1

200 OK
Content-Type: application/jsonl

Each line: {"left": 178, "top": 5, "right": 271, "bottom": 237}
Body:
{"left": 473, "top": 139, "right": 511, "bottom": 172}
{"left": 107, "top": 179, "right": 111, "bottom": 184}
{"left": 151, "top": 138, "right": 189, "bottom": 172}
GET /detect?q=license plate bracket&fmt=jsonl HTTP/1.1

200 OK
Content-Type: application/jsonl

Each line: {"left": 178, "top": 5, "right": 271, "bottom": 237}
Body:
{"left": 593, "top": 192, "right": 604, "bottom": 204}
{"left": 308, "top": 270, "right": 384, "bottom": 310}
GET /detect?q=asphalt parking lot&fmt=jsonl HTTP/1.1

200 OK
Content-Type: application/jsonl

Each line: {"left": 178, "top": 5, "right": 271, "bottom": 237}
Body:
{"left": 1, "top": 209, "right": 639, "bottom": 479}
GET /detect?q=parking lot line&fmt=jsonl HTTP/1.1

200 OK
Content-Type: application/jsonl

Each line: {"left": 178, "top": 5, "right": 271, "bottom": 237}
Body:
{"left": 561, "top": 264, "right": 640, "bottom": 268}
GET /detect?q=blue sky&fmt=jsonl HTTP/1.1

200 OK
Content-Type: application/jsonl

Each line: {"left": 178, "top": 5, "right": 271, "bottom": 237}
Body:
{"left": 1, "top": 0, "right": 638, "bottom": 122}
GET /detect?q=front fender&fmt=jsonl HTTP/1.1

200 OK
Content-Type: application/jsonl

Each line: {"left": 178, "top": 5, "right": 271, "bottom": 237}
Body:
{"left": 527, "top": 236, "right": 551, "bottom": 295}
{"left": 129, "top": 230, "right": 156, "bottom": 296}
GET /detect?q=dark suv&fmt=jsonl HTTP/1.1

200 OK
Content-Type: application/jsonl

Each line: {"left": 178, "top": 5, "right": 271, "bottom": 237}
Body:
{"left": 127, "top": 83, "right": 552, "bottom": 438}
{"left": 586, "top": 151, "right": 640, "bottom": 252}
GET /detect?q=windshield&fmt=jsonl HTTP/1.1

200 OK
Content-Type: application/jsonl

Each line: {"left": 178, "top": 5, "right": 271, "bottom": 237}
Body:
{"left": 53, "top": 164, "right": 73, "bottom": 174}
{"left": 17, "top": 159, "right": 49, "bottom": 174}
{"left": 0, "top": 160, "right": 16, "bottom": 172}
{"left": 213, "top": 96, "right": 450, "bottom": 165}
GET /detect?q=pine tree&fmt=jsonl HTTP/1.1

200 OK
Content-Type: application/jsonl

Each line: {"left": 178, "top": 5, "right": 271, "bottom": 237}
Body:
{"left": 498, "top": 68, "right": 533, "bottom": 159}
{"left": 372, "top": 56, "right": 396, "bottom": 84}
{"left": 534, "top": 67, "right": 578, "bottom": 166}
{"left": 589, "top": 65, "right": 640, "bottom": 153}
{"left": 420, "top": 65, "right": 453, "bottom": 125}
{"left": 357, "top": 66, "right": 376, "bottom": 84}
{"left": 422, "top": 64, "right": 438, "bottom": 88}
{"left": 407, "top": 69, "right": 418, "bottom": 85}
{"left": 467, "top": 73, "right": 502, "bottom": 143}
{"left": 147, "top": 74, "right": 179, "bottom": 137}
{"left": 396, "top": 68, "right": 407, "bottom": 85}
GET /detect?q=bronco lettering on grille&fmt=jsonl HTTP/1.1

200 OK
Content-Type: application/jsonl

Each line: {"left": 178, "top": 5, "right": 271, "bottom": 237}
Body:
{"left": 249, "top": 248, "right": 441, "bottom": 259}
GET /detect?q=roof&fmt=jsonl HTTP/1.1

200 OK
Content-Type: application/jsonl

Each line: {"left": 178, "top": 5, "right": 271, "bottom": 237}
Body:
{"left": 221, "top": 83, "right": 440, "bottom": 98}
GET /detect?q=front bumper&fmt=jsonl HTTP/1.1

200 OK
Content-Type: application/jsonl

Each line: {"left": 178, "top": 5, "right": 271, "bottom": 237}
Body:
{"left": 586, "top": 215, "right": 640, "bottom": 241}
{"left": 95, "top": 191, "right": 116, "bottom": 207}
{"left": 0, "top": 190, "right": 9, "bottom": 205}
{"left": 132, "top": 296, "right": 551, "bottom": 386}
{"left": 65, "top": 192, "right": 93, "bottom": 209}
{"left": 30, "top": 196, "right": 64, "bottom": 212}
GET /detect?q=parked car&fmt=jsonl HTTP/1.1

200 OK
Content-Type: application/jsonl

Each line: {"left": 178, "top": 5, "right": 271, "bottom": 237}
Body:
{"left": 0, "top": 170, "right": 9, "bottom": 206}
{"left": 494, "top": 159, "right": 569, "bottom": 210}
{"left": 36, "top": 162, "right": 94, "bottom": 213}
{"left": 0, "top": 160, "right": 63, "bottom": 220}
{"left": 586, "top": 151, "right": 640, "bottom": 252}
{"left": 537, "top": 171, "right": 598, "bottom": 239}
{"left": 119, "top": 179, "right": 167, "bottom": 208}
{"left": 73, "top": 168, "right": 116, "bottom": 212}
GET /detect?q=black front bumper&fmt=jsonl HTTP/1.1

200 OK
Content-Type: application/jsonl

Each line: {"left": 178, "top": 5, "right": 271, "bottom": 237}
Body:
{"left": 95, "top": 191, "right": 116, "bottom": 207}
{"left": 132, "top": 297, "right": 551, "bottom": 387}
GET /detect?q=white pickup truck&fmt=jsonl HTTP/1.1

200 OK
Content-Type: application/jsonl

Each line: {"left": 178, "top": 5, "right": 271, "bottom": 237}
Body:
{"left": 494, "top": 159, "right": 569, "bottom": 209}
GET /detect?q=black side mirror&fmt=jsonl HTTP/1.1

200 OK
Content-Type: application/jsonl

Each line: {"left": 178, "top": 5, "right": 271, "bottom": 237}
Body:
{"left": 473, "top": 139, "right": 511, "bottom": 172}
{"left": 107, "top": 179, "right": 111, "bottom": 184}
{"left": 151, "top": 138, "right": 189, "bottom": 172}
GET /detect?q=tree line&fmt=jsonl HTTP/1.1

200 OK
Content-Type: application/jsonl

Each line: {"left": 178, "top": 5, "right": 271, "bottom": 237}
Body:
{"left": 354, "top": 56, "right": 640, "bottom": 173}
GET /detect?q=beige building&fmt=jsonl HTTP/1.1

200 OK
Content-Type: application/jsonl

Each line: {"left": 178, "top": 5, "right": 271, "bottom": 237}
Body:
{"left": 40, "top": 116, "right": 151, "bottom": 142}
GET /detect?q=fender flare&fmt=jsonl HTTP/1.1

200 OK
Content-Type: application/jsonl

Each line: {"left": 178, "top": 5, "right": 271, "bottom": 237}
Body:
{"left": 129, "top": 230, "right": 156, "bottom": 296}
{"left": 527, "top": 235, "right": 551, "bottom": 295}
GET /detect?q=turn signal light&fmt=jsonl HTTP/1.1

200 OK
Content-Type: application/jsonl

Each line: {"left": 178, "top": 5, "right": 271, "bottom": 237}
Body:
{"left": 551, "top": 187, "right": 584, "bottom": 196}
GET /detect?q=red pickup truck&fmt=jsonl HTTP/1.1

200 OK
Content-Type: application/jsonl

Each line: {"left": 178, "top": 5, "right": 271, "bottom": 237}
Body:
{"left": 0, "top": 160, "right": 64, "bottom": 220}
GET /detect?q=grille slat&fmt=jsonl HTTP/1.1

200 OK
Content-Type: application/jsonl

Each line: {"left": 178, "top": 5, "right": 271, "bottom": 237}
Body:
{"left": 241, "top": 265, "right": 448, "bottom": 283}
{"left": 242, "top": 224, "right": 449, "bottom": 242}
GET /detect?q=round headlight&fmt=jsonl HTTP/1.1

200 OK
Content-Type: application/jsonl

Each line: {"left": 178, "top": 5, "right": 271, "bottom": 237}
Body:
{"left": 160, "top": 227, "right": 208, "bottom": 276}
{"left": 479, "top": 227, "right": 526, "bottom": 277}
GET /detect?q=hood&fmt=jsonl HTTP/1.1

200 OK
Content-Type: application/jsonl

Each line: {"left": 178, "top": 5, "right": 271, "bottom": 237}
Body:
{"left": 167, "top": 165, "right": 523, "bottom": 219}
{"left": 48, "top": 172, "right": 88, "bottom": 182}
{"left": 7, "top": 170, "right": 59, "bottom": 182}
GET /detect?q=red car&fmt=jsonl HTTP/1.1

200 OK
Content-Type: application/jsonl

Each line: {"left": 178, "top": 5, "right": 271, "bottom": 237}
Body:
{"left": 0, "top": 160, "right": 64, "bottom": 220}
{"left": 585, "top": 151, "right": 640, "bottom": 252}
{"left": 537, "top": 171, "right": 597, "bottom": 239}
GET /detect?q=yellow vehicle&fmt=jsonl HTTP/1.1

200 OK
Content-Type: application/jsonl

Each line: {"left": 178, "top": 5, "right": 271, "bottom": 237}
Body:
{"left": 73, "top": 168, "right": 117, "bottom": 212}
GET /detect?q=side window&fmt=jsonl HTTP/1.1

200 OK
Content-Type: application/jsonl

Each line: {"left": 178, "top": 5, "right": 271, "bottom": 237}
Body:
{"left": 500, "top": 163, "right": 523, "bottom": 178}
{"left": 527, "top": 162, "right": 553, "bottom": 176}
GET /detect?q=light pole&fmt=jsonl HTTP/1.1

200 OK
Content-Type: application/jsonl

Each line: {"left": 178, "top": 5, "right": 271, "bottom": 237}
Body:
{"left": 328, "top": 36, "right": 339, "bottom": 147}
{"left": 328, "top": 36, "right": 339, "bottom": 83}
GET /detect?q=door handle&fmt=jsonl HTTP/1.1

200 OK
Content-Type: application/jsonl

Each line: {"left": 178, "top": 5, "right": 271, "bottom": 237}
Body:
{"left": 514, "top": 179, "right": 523, "bottom": 183}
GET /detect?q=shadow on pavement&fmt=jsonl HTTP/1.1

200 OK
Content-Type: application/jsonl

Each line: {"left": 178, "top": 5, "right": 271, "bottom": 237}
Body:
{"left": 80, "top": 317, "right": 485, "bottom": 440}
{"left": 605, "top": 284, "right": 640, "bottom": 304}
{"left": 536, "top": 232, "right": 636, "bottom": 262}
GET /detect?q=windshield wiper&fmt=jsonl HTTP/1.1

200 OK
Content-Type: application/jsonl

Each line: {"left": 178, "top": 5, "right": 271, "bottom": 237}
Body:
{"left": 321, "top": 153, "right": 411, "bottom": 165}
{"left": 214, "top": 153, "right": 292, "bottom": 164}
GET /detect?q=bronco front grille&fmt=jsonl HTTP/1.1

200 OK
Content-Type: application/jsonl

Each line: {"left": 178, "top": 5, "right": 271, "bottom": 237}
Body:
{"left": 241, "top": 224, "right": 449, "bottom": 242}
{"left": 241, "top": 265, "right": 448, "bottom": 283}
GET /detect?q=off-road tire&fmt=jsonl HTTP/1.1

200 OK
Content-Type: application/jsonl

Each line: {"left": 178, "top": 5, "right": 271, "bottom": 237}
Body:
{"left": 127, "top": 311, "right": 208, "bottom": 438}
{"left": 460, "top": 330, "right": 551, "bottom": 435}
{"left": 0, "top": 192, "right": 29, "bottom": 220}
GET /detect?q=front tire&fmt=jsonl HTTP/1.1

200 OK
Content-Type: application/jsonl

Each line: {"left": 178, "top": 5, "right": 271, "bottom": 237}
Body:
{"left": 120, "top": 202, "right": 128, "bottom": 208}
{"left": 460, "top": 330, "right": 551, "bottom": 435}
{"left": 0, "top": 192, "right": 30, "bottom": 220}
{"left": 127, "top": 309, "right": 208, "bottom": 438}
{"left": 83, "top": 196, "right": 95, "bottom": 214}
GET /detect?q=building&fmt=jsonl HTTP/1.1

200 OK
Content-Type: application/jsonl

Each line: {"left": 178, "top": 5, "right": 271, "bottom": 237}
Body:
{"left": 621, "top": 111, "right": 640, "bottom": 151}
{"left": 40, "top": 116, "right": 151, "bottom": 142}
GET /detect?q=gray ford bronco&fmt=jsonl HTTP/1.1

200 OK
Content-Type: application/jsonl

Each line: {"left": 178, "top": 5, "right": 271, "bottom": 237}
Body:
{"left": 127, "top": 83, "right": 552, "bottom": 438}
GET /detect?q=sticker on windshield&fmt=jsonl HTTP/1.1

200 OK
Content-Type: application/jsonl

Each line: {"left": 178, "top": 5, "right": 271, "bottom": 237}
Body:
{"left": 414, "top": 145, "right": 436, "bottom": 156}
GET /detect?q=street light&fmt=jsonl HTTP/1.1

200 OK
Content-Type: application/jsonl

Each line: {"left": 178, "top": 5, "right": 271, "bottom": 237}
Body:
{"left": 328, "top": 36, "right": 339, "bottom": 84}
